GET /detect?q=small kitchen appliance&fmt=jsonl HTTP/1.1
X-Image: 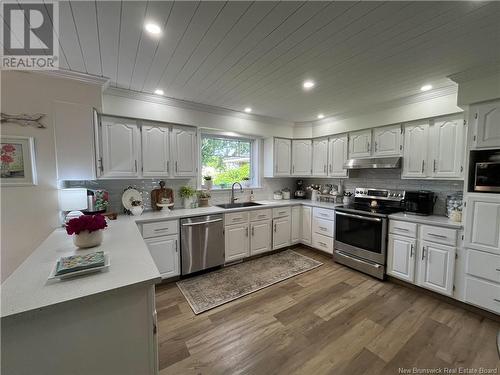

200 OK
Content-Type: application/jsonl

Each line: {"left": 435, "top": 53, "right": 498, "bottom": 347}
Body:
{"left": 404, "top": 190, "right": 436, "bottom": 216}
{"left": 294, "top": 179, "right": 306, "bottom": 199}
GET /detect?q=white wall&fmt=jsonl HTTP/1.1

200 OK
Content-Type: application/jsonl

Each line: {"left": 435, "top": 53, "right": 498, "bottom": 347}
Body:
{"left": 103, "top": 91, "right": 294, "bottom": 138}
{"left": 293, "top": 91, "right": 462, "bottom": 138}
{"left": 0, "top": 71, "right": 102, "bottom": 281}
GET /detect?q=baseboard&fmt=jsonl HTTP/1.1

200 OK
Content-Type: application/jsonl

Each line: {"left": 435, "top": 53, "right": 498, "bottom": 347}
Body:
{"left": 387, "top": 276, "right": 500, "bottom": 323}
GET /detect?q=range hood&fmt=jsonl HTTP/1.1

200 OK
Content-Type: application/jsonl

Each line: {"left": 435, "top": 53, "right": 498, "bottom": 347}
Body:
{"left": 344, "top": 157, "right": 402, "bottom": 169}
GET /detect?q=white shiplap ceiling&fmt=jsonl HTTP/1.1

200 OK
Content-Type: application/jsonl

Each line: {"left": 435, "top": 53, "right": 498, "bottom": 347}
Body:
{"left": 52, "top": 1, "right": 500, "bottom": 121}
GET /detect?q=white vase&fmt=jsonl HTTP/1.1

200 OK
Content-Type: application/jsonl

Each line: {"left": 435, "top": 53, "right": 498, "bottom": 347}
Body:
{"left": 183, "top": 197, "right": 193, "bottom": 209}
{"left": 73, "top": 230, "right": 103, "bottom": 249}
{"left": 205, "top": 180, "right": 213, "bottom": 190}
{"left": 131, "top": 206, "right": 144, "bottom": 216}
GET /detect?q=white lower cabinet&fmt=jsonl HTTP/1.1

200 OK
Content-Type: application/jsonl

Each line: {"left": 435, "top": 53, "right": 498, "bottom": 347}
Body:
{"left": 387, "top": 220, "right": 457, "bottom": 297}
{"left": 387, "top": 234, "right": 416, "bottom": 283}
{"left": 311, "top": 207, "right": 334, "bottom": 254}
{"left": 291, "top": 206, "right": 301, "bottom": 244}
{"left": 273, "top": 216, "right": 291, "bottom": 250}
{"left": 144, "top": 235, "right": 180, "bottom": 279}
{"left": 225, "top": 223, "right": 250, "bottom": 262}
{"left": 301, "top": 206, "right": 312, "bottom": 245}
{"left": 250, "top": 220, "right": 272, "bottom": 255}
{"left": 418, "top": 240, "right": 455, "bottom": 296}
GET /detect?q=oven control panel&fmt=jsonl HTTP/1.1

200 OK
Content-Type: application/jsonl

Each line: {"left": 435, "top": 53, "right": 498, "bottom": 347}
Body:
{"left": 354, "top": 188, "right": 405, "bottom": 201}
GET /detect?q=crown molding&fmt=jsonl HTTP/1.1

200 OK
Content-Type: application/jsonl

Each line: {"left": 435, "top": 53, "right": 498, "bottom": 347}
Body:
{"left": 296, "top": 84, "right": 458, "bottom": 126}
{"left": 104, "top": 86, "right": 294, "bottom": 127}
{"left": 36, "top": 69, "right": 110, "bottom": 88}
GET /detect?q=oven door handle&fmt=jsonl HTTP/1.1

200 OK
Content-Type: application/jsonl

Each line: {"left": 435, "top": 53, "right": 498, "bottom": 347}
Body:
{"left": 335, "top": 211, "right": 382, "bottom": 222}
{"left": 335, "top": 250, "right": 382, "bottom": 268}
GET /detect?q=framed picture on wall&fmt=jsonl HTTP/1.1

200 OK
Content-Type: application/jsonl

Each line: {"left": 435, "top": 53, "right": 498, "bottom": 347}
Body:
{"left": 0, "top": 136, "right": 37, "bottom": 186}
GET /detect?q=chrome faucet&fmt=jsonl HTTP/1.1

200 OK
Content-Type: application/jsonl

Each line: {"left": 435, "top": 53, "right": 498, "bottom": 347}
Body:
{"left": 230, "top": 182, "right": 243, "bottom": 204}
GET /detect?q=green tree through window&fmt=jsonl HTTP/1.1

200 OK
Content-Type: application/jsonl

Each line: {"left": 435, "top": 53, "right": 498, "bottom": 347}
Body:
{"left": 201, "top": 135, "right": 252, "bottom": 188}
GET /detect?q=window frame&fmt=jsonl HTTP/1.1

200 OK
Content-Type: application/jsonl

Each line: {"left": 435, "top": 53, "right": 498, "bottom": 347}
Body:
{"left": 198, "top": 130, "right": 261, "bottom": 191}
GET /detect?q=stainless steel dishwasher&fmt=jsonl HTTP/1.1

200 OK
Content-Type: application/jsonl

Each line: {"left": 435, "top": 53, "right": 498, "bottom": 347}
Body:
{"left": 180, "top": 214, "right": 225, "bottom": 275}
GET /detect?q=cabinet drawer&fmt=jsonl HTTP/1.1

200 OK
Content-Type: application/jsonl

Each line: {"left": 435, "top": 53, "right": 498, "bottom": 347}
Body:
{"left": 273, "top": 206, "right": 291, "bottom": 218}
{"left": 142, "top": 220, "right": 178, "bottom": 239}
{"left": 312, "top": 232, "right": 333, "bottom": 254}
{"left": 313, "top": 207, "right": 335, "bottom": 221}
{"left": 312, "top": 217, "right": 334, "bottom": 238}
{"left": 464, "top": 277, "right": 500, "bottom": 314}
{"left": 389, "top": 220, "right": 417, "bottom": 238}
{"left": 421, "top": 225, "right": 457, "bottom": 246}
{"left": 466, "top": 249, "right": 500, "bottom": 284}
{"left": 249, "top": 209, "right": 272, "bottom": 222}
{"left": 225, "top": 211, "right": 249, "bottom": 225}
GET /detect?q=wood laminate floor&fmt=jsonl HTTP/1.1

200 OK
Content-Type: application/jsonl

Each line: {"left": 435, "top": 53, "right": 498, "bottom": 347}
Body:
{"left": 156, "top": 248, "right": 500, "bottom": 375}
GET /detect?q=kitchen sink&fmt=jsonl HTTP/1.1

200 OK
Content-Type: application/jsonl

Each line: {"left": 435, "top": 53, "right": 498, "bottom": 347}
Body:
{"left": 216, "top": 202, "right": 263, "bottom": 209}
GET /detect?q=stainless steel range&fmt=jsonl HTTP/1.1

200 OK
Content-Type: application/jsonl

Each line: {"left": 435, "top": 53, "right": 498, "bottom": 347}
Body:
{"left": 334, "top": 187, "right": 405, "bottom": 279}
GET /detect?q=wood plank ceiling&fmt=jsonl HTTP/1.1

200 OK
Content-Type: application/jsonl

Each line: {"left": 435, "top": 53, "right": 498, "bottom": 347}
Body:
{"left": 51, "top": 1, "right": 500, "bottom": 121}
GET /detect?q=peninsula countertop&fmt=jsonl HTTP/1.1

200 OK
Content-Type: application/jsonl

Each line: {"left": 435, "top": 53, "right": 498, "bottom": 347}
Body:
{"left": 1, "top": 199, "right": 340, "bottom": 318}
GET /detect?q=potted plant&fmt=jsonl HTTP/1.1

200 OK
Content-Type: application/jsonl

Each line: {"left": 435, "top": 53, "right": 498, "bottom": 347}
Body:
{"left": 203, "top": 175, "right": 213, "bottom": 190}
{"left": 198, "top": 190, "right": 211, "bottom": 207}
{"left": 130, "top": 199, "right": 144, "bottom": 216}
{"left": 242, "top": 177, "right": 250, "bottom": 188}
{"left": 66, "top": 214, "right": 107, "bottom": 249}
{"left": 179, "top": 186, "right": 196, "bottom": 208}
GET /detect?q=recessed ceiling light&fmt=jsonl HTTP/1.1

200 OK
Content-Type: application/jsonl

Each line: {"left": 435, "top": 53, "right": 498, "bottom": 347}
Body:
{"left": 154, "top": 89, "right": 164, "bottom": 95}
{"left": 317, "top": 113, "right": 324, "bottom": 119}
{"left": 244, "top": 107, "right": 252, "bottom": 113}
{"left": 145, "top": 22, "right": 162, "bottom": 35}
{"left": 420, "top": 84, "right": 432, "bottom": 92}
{"left": 303, "top": 80, "right": 315, "bottom": 90}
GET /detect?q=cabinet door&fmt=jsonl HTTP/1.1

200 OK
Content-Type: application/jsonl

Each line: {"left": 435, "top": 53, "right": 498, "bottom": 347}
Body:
{"left": 328, "top": 134, "right": 348, "bottom": 177}
{"left": 225, "top": 224, "right": 250, "bottom": 262}
{"left": 348, "top": 130, "right": 372, "bottom": 158}
{"left": 273, "top": 217, "right": 291, "bottom": 250}
{"left": 431, "top": 118, "right": 465, "bottom": 179}
{"left": 474, "top": 101, "right": 500, "bottom": 148}
{"left": 142, "top": 125, "right": 170, "bottom": 177}
{"left": 101, "top": 117, "right": 140, "bottom": 178}
{"left": 418, "top": 241, "right": 455, "bottom": 296}
{"left": 387, "top": 234, "right": 416, "bottom": 283}
{"left": 291, "top": 206, "right": 301, "bottom": 244}
{"left": 274, "top": 138, "right": 292, "bottom": 176}
{"left": 373, "top": 124, "right": 402, "bottom": 157}
{"left": 292, "top": 139, "right": 312, "bottom": 176}
{"left": 402, "top": 123, "right": 429, "bottom": 178}
{"left": 144, "top": 235, "right": 180, "bottom": 278}
{"left": 312, "top": 138, "right": 328, "bottom": 176}
{"left": 464, "top": 196, "right": 500, "bottom": 255}
{"left": 250, "top": 220, "right": 272, "bottom": 255}
{"left": 170, "top": 127, "right": 197, "bottom": 177}
{"left": 301, "top": 206, "right": 312, "bottom": 245}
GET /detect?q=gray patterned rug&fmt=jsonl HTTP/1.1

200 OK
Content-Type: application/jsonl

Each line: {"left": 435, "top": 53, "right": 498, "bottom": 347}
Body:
{"left": 177, "top": 250, "right": 323, "bottom": 314}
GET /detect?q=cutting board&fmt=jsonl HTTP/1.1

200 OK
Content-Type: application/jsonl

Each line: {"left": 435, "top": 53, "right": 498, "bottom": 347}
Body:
{"left": 151, "top": 181, "right": 174, "bottom": 211}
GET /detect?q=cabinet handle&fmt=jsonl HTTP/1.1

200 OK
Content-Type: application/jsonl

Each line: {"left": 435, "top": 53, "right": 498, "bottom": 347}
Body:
{"left": 318, "top": 241, "right": 327, "bottom": 247}
{"left": 433, "top": 159, "right": 437, "bottom": 172}
{"left": 175, "top": 239, "right": 178, "bottom": 252}
{"left": 292, "top": 165, "right": 295, "bottom": 173}
{"left": 367, "top": 141, "right": 370, "bottom": 152}
{"left": 323, "top": 165, "right": 326, "bottom": 173}
{"left": 374, "top": 142, "right": 377, "bottom": 152}
{"left": 329, "top": 164, "right": 332, "bottom": 173}
{"left": 319, "top": 227, "right": 327, "bottom": 231}
{"left": 251, "top": 226, "right": 255, "bottom": 236}
{"left": 428, "top": 233, "right": 447, "bottom": 239}
{"left": 421, "top": 246, "right": 426, "bottom": 260}
{"left": 494, "top": 299, "right": 500, "bottom": 303}
{"left": 175, "top": 161, "right": 178, "bottom": 173}
{"left": 394, "top": 227, "right": 409, "bottom": 232}
{"left": 274, "top": 223, "right": 277, "bottom": 232}
{"left": 421, "top": 160, "right": 425, "bottom": 173}
{"left": 410, "top": 244, "right": 414, "bottom": 258}
{"left": 496, "top": 268, "right": 500, "bottom": 272}
{"left": 166, "top": 160, "right": 169, "bottom": 173}
{"left": 98, "top": 157, "right": 104, "bottom": 172}
{"left": 246, "top": 227, "right": 249, "bottom": 237}
{"left": 135, "top": 160, "right": 138, "bottom": 172}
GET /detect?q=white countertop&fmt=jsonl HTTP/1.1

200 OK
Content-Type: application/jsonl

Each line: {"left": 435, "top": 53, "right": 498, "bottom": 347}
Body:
{"left": 1, "top": 199, "right": 339, "bottom": 318}
{"left": 388, "top": 212, "right": 463, "bottom": 229}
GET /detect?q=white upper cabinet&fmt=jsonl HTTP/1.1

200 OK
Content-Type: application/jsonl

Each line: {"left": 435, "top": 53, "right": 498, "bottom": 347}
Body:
{"left": 431, "top": 118, "right": 465, "bottom": 179}
{"left": 328, "top": 134, "right": 348, "bottom": 177}
{"left": 402, "top": 123, "right": 429, "bottom": 179}
{"left": 472, "top": 100, "right": 500, "bottom": 149}
{"left": 372, "top": 124, "right": 402, "bottom": 157}
{"left": 292, "top": 139, "right": 312, "bottom": 176}
{"left": 464, "top": 195, "right": 500, "bottom": 255}
{"left": 348, "top": 129, "right": 372, "bottom": 158}
{"left": 101, "top": 117, "right": 140, "bottom": 178}
{"left": 170, "top": 126, "right": 197, "bottom": 177}
{"left": 270, "top": 138, "right": 292, "bottom": 176}
{"left": 141, "top": 124, "right": 170, "bottom": 177}
{"left": 312, "top": 138, "right": 328, "bottom": 176}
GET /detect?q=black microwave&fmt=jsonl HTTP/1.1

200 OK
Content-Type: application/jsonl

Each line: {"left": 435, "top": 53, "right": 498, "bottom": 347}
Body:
{"left": 475, "top": 162, "right": 500, "bottom": 192}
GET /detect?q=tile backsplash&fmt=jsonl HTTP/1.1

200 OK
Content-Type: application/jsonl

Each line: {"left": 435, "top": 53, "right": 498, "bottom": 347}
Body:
{"left": 303, "top": 169, "right": 464, "bottom": 216}
{"left": 65, "top": 178, "right": 295, "bottom": 213}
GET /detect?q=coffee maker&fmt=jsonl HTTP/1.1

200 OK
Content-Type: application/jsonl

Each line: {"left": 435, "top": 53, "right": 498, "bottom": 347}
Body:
{"left": 294, "top": 180, "right": 306, "bottom": 199}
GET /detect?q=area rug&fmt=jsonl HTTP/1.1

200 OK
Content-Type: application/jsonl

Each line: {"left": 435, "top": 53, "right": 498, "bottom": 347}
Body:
{"left": 177, "top": 250, "right": 323, "bottom": 314}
